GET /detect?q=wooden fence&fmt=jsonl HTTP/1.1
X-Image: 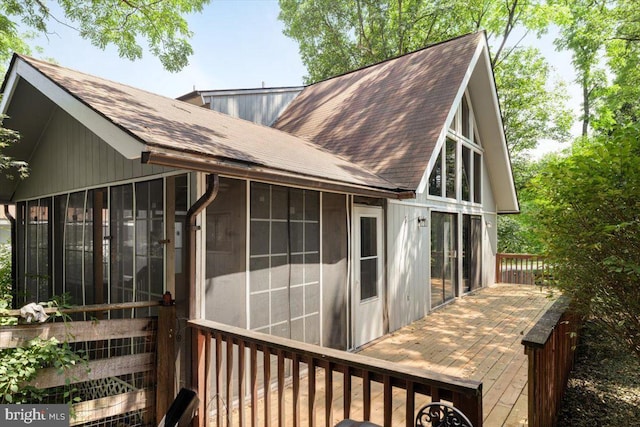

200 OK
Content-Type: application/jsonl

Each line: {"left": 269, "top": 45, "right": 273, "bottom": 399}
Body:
{"left": 522, "top": 296, "right": 579, "bottom": 427}
{"left": 0, "top": 300, "right": 176, "bottom": 426}
{"left": 495, "top": 253, "right": 552, "bottom": 285}
{"left": 189, "top": 319, "right": 483, "bottom": 427}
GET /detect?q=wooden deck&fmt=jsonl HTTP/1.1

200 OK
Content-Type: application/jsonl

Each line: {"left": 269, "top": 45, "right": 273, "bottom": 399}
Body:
{"left": 215, "top": 284, "right": 556, "bottom": 427}
{"left": 360, "top": 284, "right": 557, "bottom": 426}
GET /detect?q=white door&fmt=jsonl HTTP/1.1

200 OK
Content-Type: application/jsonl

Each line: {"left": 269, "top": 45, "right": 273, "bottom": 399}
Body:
{"left": 353, "top": 206, "right": 384, "bottom": 348}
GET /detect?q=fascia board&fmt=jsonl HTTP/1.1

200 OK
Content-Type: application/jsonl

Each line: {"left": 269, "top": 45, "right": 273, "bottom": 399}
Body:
{"left": 11, "top": 58, "right": 145, "bottom": 159}
{"left": 416, "top": 38, "right": 486, "bottom": 195}
{"left": 0, "top": 66, "right": 19, "bottom": 115}
{"left": 474, "top": 47, "right": 519, "bottom": 212}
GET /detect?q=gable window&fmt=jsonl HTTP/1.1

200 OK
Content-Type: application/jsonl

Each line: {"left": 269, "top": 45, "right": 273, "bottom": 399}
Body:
{"left": 445, "top": 138, "right": 457, "bottom": 199}
{"left": 428, "top": 90, "right": 482, "bottom": 204}
{"left": 462, "top": 96, "right": 470, "bottom": 139}
{"left": 474, "top": 151, "right": 482, "bottom": 204}
{"left": 428, "top": 150, "right": 442, "bottom": 196}
{"left": 462, "top": 146, "right": 471, "bottom": 201}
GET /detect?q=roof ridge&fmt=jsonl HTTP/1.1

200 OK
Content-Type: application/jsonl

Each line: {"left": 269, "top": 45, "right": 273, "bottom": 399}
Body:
{"left": 307, "top": 31, "right": 484, "bottom": 86}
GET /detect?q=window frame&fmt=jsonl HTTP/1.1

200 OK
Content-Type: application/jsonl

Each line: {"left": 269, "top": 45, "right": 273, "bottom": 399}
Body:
{"left": 428, "top": 90, "right": 483, "bottom": 205}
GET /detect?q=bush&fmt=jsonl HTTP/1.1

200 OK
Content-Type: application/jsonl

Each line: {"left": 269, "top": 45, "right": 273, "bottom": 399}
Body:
{"left": 0, "top": 241, "right": 87, "bottom": 404}
{"left": 532, "top": 123, "right": 640, "bottom": 358}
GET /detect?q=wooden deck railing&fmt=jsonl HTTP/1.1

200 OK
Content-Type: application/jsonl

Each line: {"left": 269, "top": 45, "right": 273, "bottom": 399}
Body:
{"left": 495, "top": 253, "right": 552, "bottom": 285}
{"left": 189, "top": 319, "right": 483, "bottom": 427}
{"left": 522, "top": 296, "right": 579, "bottom": 427}
{"left": 0, "top": 300, "right": 176, "bottom": 426}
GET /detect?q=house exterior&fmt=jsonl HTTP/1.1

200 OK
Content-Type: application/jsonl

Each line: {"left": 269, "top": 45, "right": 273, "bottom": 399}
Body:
{"left": 177, "top": 86, "right": 304, "bottom": 126}
{"left": 0, "top": 32, "right": 517, "bottom": 352}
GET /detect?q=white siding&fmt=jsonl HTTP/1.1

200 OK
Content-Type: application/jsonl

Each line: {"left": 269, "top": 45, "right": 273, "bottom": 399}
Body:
{"left": 386, "top": 201, "right": 430, "bottom": 333}
{"left": 13, "top": 108, "right": 173, "bottom": 200}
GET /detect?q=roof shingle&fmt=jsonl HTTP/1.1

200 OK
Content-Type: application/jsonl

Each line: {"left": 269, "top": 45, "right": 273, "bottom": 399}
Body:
{"left": 274, "top": 32, "right": 484, "bottom": 190}
{"left": 14, "top": 54, "right": 404, "bottom": 193}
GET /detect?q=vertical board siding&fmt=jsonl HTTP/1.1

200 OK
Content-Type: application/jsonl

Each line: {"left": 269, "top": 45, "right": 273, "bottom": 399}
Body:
{"left": 13, "top": 109, "right": 175, "bottom": 200}
{"left": 206, "top": 90, "right": 302, "bottom": 126}
{"left": 386, "top": 201, "right": 429, "bottom": 333}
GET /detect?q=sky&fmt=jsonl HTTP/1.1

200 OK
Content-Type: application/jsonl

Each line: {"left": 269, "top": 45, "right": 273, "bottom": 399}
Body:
{"left": 27, "top": 1, "right": 308, "bottom": 98}
{"left": 21, "top": 0, "right": 579, "bottom": 156}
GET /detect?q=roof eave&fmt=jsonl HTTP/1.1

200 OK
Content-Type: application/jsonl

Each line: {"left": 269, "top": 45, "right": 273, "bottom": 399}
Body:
{"left": 142, "top": 150, "right": 415, "bottom": 200}
{"left": 7, "top": 55, "right": 146, "bottom": 159}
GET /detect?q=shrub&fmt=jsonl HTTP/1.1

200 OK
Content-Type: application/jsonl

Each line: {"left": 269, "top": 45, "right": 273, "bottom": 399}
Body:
{"left": 532, "top": 123, "right": 640, "bottom": 358}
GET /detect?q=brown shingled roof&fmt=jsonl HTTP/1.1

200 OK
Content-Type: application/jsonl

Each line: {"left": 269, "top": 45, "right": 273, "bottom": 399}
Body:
{"left": 274, "top": 32, "right": 484, "bottom": 190}
{"left": 11, "top": 54, "right": 406, "bottom": 195}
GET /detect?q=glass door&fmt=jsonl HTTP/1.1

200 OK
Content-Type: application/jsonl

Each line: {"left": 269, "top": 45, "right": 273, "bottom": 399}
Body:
{"left": 353, "top": 206, "right": 384, "bottom": 348}
{"left": 430, "top": 212, "right": 457, "bottom": 309}
{"left": 463, "top": 215, "right": 482, "bottom": 293}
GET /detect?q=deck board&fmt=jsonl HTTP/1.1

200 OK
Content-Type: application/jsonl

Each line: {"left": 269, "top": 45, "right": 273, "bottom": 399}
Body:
{"left": 220, "top": 284, "right": 555, "bottom": 427}
{"left": 360, "top": 284, "right": 556, "bottom": 426}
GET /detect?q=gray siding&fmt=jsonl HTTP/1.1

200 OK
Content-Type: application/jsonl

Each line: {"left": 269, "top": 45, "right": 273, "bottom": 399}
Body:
{"left": 13, "top": 108, "right": 174, "bottom": 200}
{"left": 321, "top": 193, "right": 348, "bottom": 349}
{"left": 204, "top": 90, "right": 301, "bottom": 126}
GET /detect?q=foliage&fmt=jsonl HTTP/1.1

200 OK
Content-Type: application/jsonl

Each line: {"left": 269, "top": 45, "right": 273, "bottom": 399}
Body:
{"left": 0, "top": 337, "right": 85, "bottom": 404}
{"left": 278, "top": 0, "right": 572, "bottom": 157}
{"left": 0, "top": 115, "right": 28, "bottom": 180}
{"left": 554, "top": 0, "right": 640, "bottom": 135}
{"left": 532, "top": 123, "right": 640, "bottom": 358}
{"left": 0, "top": 244, "right": 87, "bottom": 405}
{"left": 0, "top": 0, "right": 210, "bottom": 72}
{"left": 494, "top": 47, "right": 572, "bottom": 155}
{"left": 497, "top": 156, "right": 551, "bottom": 254}
{"left": 554, "top": 0, "right": 612, "bottom": 136}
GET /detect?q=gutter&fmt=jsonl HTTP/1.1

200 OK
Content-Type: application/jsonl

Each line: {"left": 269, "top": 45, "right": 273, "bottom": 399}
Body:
{"left": 142, "top": 150, "right": 415, "bottom": 200}
{"left": 186, "top": 174, "right": 219, "bottom": 320}
{"left": 4, "top": 205, "right": 16, "bottom": 300}
{"left": 185, "top": 173, "right": 218, "bottom": 397}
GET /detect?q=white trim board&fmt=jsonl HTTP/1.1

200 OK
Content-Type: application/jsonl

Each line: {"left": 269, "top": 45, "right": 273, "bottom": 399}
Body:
{"left": 3, "top": 58, "right": 145, "bottom": 159}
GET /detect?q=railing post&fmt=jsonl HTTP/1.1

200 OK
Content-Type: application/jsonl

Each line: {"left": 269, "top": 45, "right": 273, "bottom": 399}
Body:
{"left": 193, "top": 329, "right": 208, "bottom": 427}
{"left": 156, "top": 298, "right": 177, "bottom": 423}
{"left": 522, "top": 297, "right": 579, "bottom": 427}
{"left": 495, "top": 253, "right": 502, "bottom": 283}
{"left": 453, "top": 390, "right": 483, "bottom": 427}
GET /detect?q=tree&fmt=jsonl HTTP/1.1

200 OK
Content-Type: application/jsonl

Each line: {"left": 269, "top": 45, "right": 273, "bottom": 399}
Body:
{"left": 494, "top": 47, "right": 572, "bottom": 155}
{"left": 0, "top": 0, "right": 210, "bottom": 72}
{"left": 0, "top": 1, "right": 210, "bottom": 183}
{"left": 554, "top": 0, "right": 612, "bottom": 137}
{"left": 554, "top": 0, "right": 640, "bottom": 135}
{"left": 532, "top": 123, "right": 640, "bottom": 358}
{"left": 0, "top": 120, "right": 26, "bottom": 180}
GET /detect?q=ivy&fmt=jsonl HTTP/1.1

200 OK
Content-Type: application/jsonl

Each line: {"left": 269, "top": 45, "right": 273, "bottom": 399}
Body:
{"left": 0, "top": 243, "right": 88, "bottom": 405}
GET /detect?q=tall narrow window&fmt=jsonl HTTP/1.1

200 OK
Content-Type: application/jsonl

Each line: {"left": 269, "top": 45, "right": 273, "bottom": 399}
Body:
{"left": 428, "top": 148, "right": 443, "bottom": 197}
{"left": 462, "top": 146, "right": 471, "bottom": 201}
{"left": 474, "top": 152, "right": 482, "bottom": 204}
{"left": 462, "top": 95, "right": 470, "bottom": 139}
{"left": 65, "top": 192, "right": 85, "bottom": 306}
{"left": 359, "top": 217, "right": 378, "bottom": 300}
{"left": 110, "top": 185, "right": 134, "bottom": 312}
{"left": 445, "top": 138, "right": 457, "bottom": 199}
{"left": 83, "top": 191, "right": 94, "bottom": 307}
{"left": 25, "top": 199, "right": 50, "bottom": 302}
{"left": 135, "top": 179, "right": 164, "bottom": 316}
